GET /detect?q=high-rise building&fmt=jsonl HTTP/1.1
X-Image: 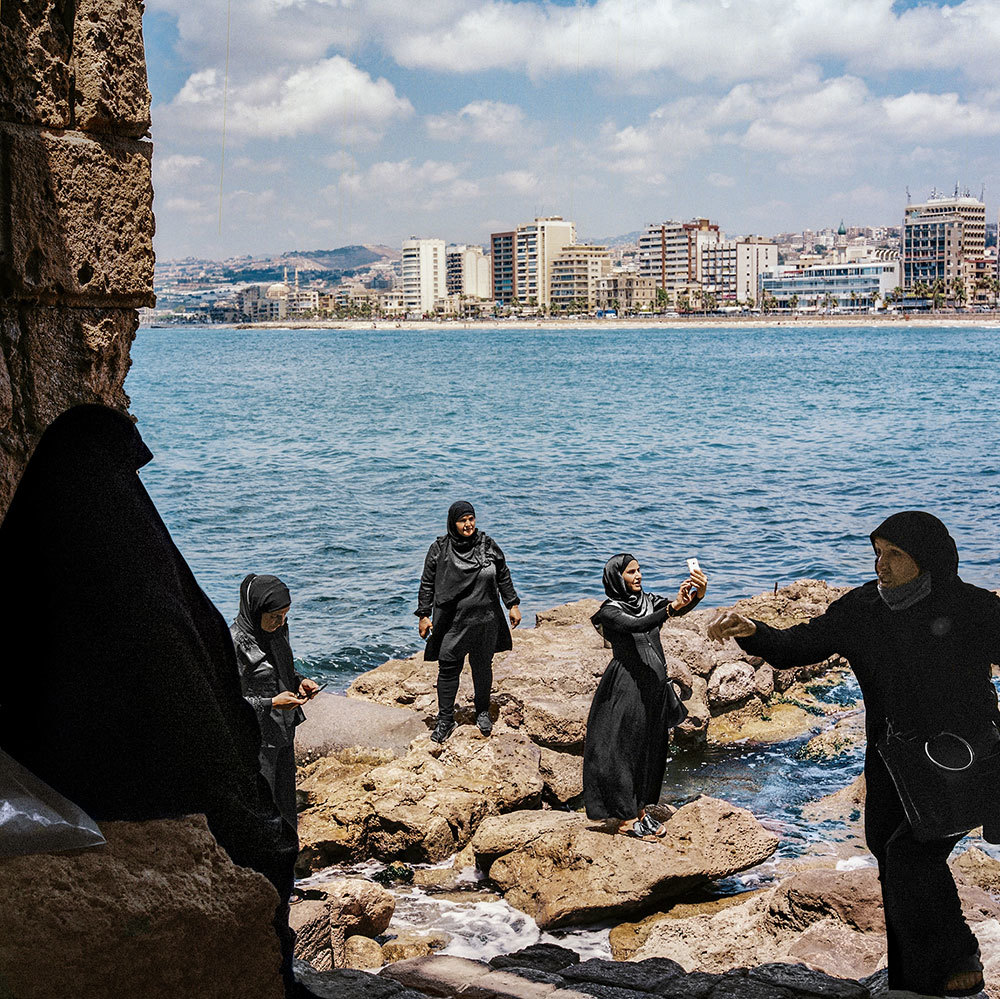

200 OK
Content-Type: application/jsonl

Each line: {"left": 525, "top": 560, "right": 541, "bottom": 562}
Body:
{"left": 446, "top": 245, "right": 492, "bottom": 299}
{"left": 549, "top": 244, "right": 611, "bottom": 311}
{"left": 514, "top": 217, "right": 576, "bottom": 308}
{"left": 401, "top": 237, "right": 447, "bottom": 314}
{"left": 490, "top": 231, "right": 516, "bottom": 304}
{"left": 902, "top": 192, "right": 985, "bottom": 292}
{"left": 700, "top": 237, "right": 778, "bottom": 305}
{"left": 637, "top": 219, "right": 720, "bottom": 292}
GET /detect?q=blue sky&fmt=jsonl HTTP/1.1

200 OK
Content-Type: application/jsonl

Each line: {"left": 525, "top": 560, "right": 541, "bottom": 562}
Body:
{"left": 144, "top": 0, "right": 1000, "bottom": 259}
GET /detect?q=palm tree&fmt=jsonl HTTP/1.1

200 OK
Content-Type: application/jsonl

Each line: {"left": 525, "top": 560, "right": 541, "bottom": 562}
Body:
{"left": 789, "top": 294, "right": 799, "bottom": 313}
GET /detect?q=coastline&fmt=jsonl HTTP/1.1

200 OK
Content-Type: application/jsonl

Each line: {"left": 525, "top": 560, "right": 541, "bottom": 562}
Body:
{"left": 218, "top": 313, "right": 1000, "bottom": 332}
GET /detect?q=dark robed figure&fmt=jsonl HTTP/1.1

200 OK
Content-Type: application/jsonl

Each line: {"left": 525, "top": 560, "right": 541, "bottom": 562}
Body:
{"left": 0, "top": 406, "right": 298, "bottom": 994}
{"left": 709, "top": 511, "right": 1000, "bottom": 998}
{"left": 584, "top": 553, "right": 706, "bottom": 838}
{"left": 417, "top": 501, "right": 520, "bottom": 743}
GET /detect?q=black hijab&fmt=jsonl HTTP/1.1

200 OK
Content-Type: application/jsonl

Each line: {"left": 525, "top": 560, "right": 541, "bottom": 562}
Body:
{"left": 0, "top": 405, "right": 278, "bottom": 875}
{"left": 601, "top": 552, "right": 653, "bottom": 615}
{"left": 870, "top": 511, "right": 960, "bottom": 585}
{"left": 435, "top": 500, "right": 488, "bottom": 604}
{"left": 236, "top": 573, "right": 296, "bottom": 689}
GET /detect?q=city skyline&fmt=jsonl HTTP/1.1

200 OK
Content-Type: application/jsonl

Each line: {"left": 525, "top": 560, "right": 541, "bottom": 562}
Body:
{"left": 146, "top": 0, "right": 1000, "bottom": 259}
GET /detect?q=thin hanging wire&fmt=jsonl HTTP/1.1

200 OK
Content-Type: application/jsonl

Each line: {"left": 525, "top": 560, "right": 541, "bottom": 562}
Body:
{"left": 218, "top": 0, "right": 232, "bottom": 234}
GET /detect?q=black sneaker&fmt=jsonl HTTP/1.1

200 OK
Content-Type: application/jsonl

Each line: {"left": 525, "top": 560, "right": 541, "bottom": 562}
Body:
{"left": 431, "top": 717, "right": 457, "bottom": 743}
{"left": 476, "top": 711, "right": 493, "bottom": 736}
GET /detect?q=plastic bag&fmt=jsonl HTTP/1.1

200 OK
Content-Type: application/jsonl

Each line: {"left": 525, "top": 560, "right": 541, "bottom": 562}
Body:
{"left": 0, "top": 748, "right": 106, "bottom": 857}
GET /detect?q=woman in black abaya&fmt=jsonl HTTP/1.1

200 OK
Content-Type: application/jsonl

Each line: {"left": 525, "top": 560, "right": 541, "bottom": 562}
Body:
{"left": 584, "top": 553, "right": 707, "bottom": 837}
{"left": 416, "top": 501, "right": 521, "bottom": 743}
{"left": 232, "top": 574, "right": 318, "bottom": 849}
{"left": 0, "top": 405, "right": 297, "bottom": 993}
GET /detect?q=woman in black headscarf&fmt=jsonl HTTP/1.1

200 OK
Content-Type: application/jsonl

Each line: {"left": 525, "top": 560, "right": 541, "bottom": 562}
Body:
{"left": 708, "top": 511, "right": 1000, "bottom": 997}
{"left": 0, "top": 405, "right": 299, "bottom": 992}
{"left": 585, "top": 553, "right": 707, "bottom": 837}
{"left": 416, "top": 501, "right": 521, "bottom": 743}
{"left": 232, "top": 574, "right": 318, "bottom": 847}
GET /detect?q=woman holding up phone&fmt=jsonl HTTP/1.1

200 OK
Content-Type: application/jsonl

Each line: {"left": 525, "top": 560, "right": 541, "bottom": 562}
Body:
{"left": 584, "top": 553, "right": 707, "bottom": 838}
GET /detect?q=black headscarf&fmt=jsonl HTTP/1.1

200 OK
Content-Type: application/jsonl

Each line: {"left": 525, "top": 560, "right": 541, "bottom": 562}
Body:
{"left": 236, "top": 573, "right": 296, "bottom": 690}
{"left": 602, "top": 552, "right": 652, "bottom": 615}
{"left": 870, "top": 511, "right": 960, "bottom": 584}
{"left": 435, "top": 500, "right": 488, "bottom": 604}
{"left": 0, "top": 405, "right": 279, "bottom": 877}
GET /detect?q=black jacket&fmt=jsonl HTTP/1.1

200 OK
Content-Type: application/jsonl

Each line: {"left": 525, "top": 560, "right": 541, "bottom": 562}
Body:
{"left": 737, "top": 579, "right": 1000, "bottom": 746}
{"left": 231, "top": 622, "right": 306, "bottom": 749}
{"left": 416, "top": 533, "right": 519, "bottom": 662}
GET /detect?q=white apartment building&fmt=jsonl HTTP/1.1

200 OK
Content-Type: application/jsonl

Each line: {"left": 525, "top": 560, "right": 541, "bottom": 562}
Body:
{"left": 700, "top": 237, "right": 778, "bottom": 305}
{"left": 549, "top": 244, "right": 612, "bottom": 310}
{"left": 902, "top": 193, "right": 986, "bottom": 292}
{"left": 638, "top": 219, "right": 720, "bottom": 291}
{"left": 514, "top": 216, "right": 575, "bottom": 308}
{"left": 401, "top": 237, "right": 447, "bottom": 315}
{"left": 446, "top": 245, "right": 492, "bottom": 299}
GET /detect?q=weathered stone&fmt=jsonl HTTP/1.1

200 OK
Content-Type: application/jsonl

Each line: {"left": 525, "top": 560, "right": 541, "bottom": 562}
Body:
{"left": 0, "top": 0, "right": 72, "bottom": 128}
{"left": 707, "top": 661, "right": 757, "bottom": 707}
{"left": 534, "top": 599, "right": 602, "bottom": 627}
{"left": 380, "top": 954, "right": 493, "bottom": 995}
{"left": 380, "top": 929, "right": 452, "bottom": 963}
{"left": 72, "top": 0, "right": 151, "bottom": 136}
{"left": 294, "top": 960, "right": 414, "bottom": 999}
{"left": 0, "top": 815, "right": 283, "bottom": 999}
{"left": 474, "top": 797, "right": 778, "bottom": 929}
{"left": 560, "top": 957, "right": 685, "bottom": 990}
{"left": 952, "top": 846, "right": 1000, "bottom": 897}
{"left": 707, "top": 978, "right": 796, "bottom": 999}
{"left": 673, "top": 675, "right": 710, "bottom": 748}
{"left": 798, "top": 712, "right": 866, "bottom": 762}
{"left": 754, "top": 662, "right": 775, "bottom": 698}
{"left": 538, "top": 747, "right": 583, "bottom": 804}
{"left": 489, "top": 943, "right": 581, "bottom": 973}
{"left": 296, "top": 692, "right": 427, "bottom": 763}
{"left": 1, "top": 124, "right": 154, "bottom": 306}
{"left": 746, "top": 962, "right": 870, "bottom": 998}
{"left": 344, "top": 934, "right": 385, "bottom": 970}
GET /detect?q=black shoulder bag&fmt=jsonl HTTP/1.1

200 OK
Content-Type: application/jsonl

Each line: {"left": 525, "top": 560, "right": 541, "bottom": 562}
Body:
{"left": 877, "top": 722, "right": 1000, "bottom": 842}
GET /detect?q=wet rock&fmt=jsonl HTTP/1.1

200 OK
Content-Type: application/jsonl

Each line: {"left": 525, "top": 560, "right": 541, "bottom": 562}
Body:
{"left": 560, "top": 956, "right": 685, "bottom": 990}
{"left": 0, "top": 815, "right": 283, "bottom": 999}
{"left": 293, "top": 960, "right": 419, "bottom": 998}
{"left": 380, "top": 929, "right": 452, "bottom": 963}
{"left": 798, "top": 712, "right": 866, "bottom": 762}
{"left": 472, "top": 796, "right": 778, "bottom": 929}
{"left": 344, "top": 934, "right": 385, "bottom": 970}
{"left": 490, "top": 943, "right": 581, "bottom": 972}
{"left": 297, "top": 728, "right": 543, "bottom": 869}
{"left": 380, "top": 954, "right": 492, "bottom": 994}
{"left": 296, "top": 693, "right": 428, "bottom": 763}
{"left": 746, "top": 962, "right": 870, "bottom": 998}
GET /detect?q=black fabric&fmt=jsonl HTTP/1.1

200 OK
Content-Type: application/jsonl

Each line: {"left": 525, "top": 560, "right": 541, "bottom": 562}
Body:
{"left": 584, "top": 565, "right": 698, "bottom": 821}
{"left": 232, "top": 573, "right": 304, "bottom": 748}
{"left": 601, "top": 552, "right": 645, "bottom": 613}
{"left": 416, "top": 532, "right": 518, "bottom": 663}
{"left": 736, "top": 522, "right": 1000, "bottom": 993}
{"left": 0, "top": 407, "right": 292, "bottom": 931}
{"left": 447, "top": 500, "right": 476, "bottom": 545}
{"left": 870, "top": 510, "right": 960, "bottom": 583}
{"left": 436, "top": 651, "right": 493, "bottom": 721}
{"left": 433, "top": 502, "right": 485, "bottom": 605}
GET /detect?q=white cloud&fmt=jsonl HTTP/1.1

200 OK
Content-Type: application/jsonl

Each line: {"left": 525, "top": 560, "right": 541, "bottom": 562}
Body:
{"left": 426, "top": 101, "right": 533, "bottom": 146}
{"left": 230, "top": 156, "right": 288, "bottom": 174}
{"left": 155, "top": 153, "right": 206, "bottom": 180}
{"left": 320, "top": 151, "right": 358, "bottom": 171}
{"left": 327, "top": 158, "right": 479, "bottom": 212}
{"left": 496, "top": 170, "right": 539, "bottom": 194}
{"left": 159, "top": 56, "right": 413, "bottom": 141}
{"left": 708, "top": 173, "right": 735, "bottom": 188}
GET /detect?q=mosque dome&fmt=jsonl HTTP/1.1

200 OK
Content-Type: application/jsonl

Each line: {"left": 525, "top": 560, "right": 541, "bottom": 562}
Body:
{"left": 837, "top": 220, "right": 847, "bottom": 236}
{"left": 266, "top": 281, "right": 290, "bottom": 299}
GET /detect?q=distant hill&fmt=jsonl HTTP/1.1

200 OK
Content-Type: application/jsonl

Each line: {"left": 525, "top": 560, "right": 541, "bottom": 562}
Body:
{"left": 212, "top": 244, "right": 400, "bottom": 285}
{"left": 587, "top": 230, "right": 642, "bottom": 247}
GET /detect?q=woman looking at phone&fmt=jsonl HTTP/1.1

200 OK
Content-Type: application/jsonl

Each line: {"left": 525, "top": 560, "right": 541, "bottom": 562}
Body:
{"left": 584, "top": 554, "right": 707, "bottom": 838}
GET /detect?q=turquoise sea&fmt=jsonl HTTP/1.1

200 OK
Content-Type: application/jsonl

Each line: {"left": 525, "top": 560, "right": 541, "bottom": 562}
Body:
{"left": 129, "top": 323, "right": 1000, "bottom": 683}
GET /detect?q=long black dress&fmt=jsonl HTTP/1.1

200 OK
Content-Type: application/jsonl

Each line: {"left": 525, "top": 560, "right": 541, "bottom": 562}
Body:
{"left": 231, "top": 573, "right": 305, "bottom": 853}
{"left": 584, "top": 554, "right": 699, "bottom": 820}
{"left": 735, "top": 512, "right": 1000, "bottom": 995}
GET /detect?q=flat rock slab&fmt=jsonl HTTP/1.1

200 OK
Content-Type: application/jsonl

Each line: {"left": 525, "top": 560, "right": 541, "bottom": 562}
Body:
{"left": 294, "top": 961, "right": 425, "bottom": 998}
{"left": 490, "top": 943, "right": 581, "bottom": 973}
{"left": 472, "top": 795, "right": 778, "bottom": 928}
{"left": 296, "top": 693, "right": 428, "bottom": 762}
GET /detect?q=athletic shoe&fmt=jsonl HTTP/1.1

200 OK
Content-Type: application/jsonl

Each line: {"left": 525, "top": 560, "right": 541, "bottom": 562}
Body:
{"left": 476, "top": 711, "right": 493, "bottom": 736}
{"left": 430, "top": 717, "right": 457, "bottom": 744}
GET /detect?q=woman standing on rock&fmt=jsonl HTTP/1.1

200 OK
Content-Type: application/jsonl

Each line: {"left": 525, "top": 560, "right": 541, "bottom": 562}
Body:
{"left": 416, "top": 501, "right": 521, "bottom": 743}
{"left": 585, "top": 553, "right": 707, "bottom": 838}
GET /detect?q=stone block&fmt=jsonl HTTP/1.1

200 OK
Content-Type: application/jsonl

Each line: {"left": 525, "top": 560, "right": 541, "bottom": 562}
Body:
{"left": 72, "top": 0, "right": 151, "bottom": 136}
{"left": 707, "top": 661, "right": 757, "bottom": 707}
{"left": 0, "top": 0, "right": 73, "bottom": 128}
{"left": 0, "top": 124, "right": 154, "bottom": 306}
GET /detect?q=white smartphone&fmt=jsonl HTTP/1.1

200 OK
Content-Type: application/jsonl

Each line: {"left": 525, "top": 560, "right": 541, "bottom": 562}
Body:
{"left": 686, "top": 557, "right": 701, "bottom": 575}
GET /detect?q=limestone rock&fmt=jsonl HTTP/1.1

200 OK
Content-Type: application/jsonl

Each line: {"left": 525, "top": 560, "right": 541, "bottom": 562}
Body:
{"left": 380, "top": 929, "right": 452, "bottom": 963}
{"left": 344, "top": 935, "right": 385, "bottom": 970}
{"left": 538, "top": 747, "right": 584, "bottom": 805}
{"left": 707, "top": 661, "right": 756, "bottom": 707}
{"left": 0, "top": 814, "right": 283, "bottom": 999}
{"left": 952, "top": 846, "right": 1000, "bottom": 897}
{"left": 1, "top": 124, "right": 154, "bottom": 306}
{"left": 534, "top": 599, "right": 602, "bottom": 627}
{"left": 297, "top": 728, "right": 543, "bottom": 869}
{"left": 72, "top": 0, "right": 151, "bottom": 136}
{"left": 473, "top": 796, "right": 778, "bottom": 929}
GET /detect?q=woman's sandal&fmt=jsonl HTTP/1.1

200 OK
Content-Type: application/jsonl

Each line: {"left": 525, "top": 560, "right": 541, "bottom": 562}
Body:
{"left": 943, "top": 948, "right": 984, "bottom": 997}
{"left": 637, "top": 813, "right": 668, "bottom": 838}
{"left": 618, "top": 819, "right": 656, "bottom": 841}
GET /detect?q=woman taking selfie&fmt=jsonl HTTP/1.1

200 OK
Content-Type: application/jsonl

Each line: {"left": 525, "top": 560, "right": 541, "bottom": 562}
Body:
{"left": 416, "top": 501, "right": 521, "bottom": 743}
{"left": 584, "top": 553, "right": 707, "bottom": 838}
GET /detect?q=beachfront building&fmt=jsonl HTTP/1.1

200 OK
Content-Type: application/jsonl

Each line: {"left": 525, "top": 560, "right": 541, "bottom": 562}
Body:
{"left": 595, "top": 273, "right": 657, "bottom": 314}
{"left": 401, "top": 237, "right": 447, "bottom": 315}
{"left": 969, "top": 255, "right": 999, "bottom": 306}
{"left": 446, "top": 245, "right": 492, "bottom": 300}
{"left": 638, "top": 218, "right": 720, "bottom": 298}
{"left": 549, "top": 244, "right": 612, "bottom": 312}
{"left": 490, "top": 216, "right": 577, "bottom": 309}
{"left": 902, "top": 192, "right": 986, "bottom": 294}
{"left": 699, "top": 237, "right": 777, "bottom": 306}
{"left": 759, "top": 261, "right": 901, "bottom": 312}
{"left": 490, "top": 231, "right": 516, "bottom": 305}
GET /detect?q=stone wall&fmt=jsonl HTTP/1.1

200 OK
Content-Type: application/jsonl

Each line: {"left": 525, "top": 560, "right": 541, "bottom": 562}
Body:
{"left": 0, "top": 0, "right": 154, "bottom": 518}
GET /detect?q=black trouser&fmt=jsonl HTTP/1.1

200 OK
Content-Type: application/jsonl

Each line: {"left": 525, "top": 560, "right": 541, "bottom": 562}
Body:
{"left": 864, "top": 748, "right": 978, "bottom": 994}
{"left": 437, "top": 650, "right": 493, "bottom": 720}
